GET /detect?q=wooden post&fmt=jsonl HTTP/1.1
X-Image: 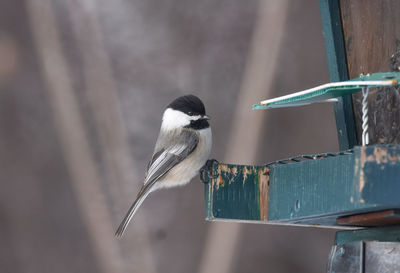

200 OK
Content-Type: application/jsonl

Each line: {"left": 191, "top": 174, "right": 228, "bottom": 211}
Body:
{"left": 340, "top": 0, "right": 400, "bottom": 145}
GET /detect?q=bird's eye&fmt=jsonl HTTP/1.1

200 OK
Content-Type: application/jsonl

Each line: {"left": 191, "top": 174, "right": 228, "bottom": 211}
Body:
{"left": 188, "top": 111, "right": 194, "bottom": 116}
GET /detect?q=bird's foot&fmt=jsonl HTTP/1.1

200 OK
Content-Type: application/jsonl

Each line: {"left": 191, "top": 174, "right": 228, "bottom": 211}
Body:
{"left": 200, "top": 159, "right": 219, "bottom": 184}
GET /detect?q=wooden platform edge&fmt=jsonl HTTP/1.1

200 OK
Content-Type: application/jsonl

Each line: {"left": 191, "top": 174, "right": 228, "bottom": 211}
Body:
{"left": 205, "top": 144, "right": 400, "bottom": 228}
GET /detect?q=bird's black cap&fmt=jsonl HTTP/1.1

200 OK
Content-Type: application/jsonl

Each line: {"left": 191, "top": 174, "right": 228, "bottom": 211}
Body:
{"left": 167, "top": 95, "right": 206, "bottom": 116}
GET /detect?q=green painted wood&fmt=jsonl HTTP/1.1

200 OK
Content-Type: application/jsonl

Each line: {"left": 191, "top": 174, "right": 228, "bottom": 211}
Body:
{"left": 268, "top": 150, "right": 357, "bottom": 222}
{"left": 253, "top": 72, "right": 400, "bottom": 109}
{"left": 205, "top": 163, "right": 269, "bottom": 221}
{"left": 205, "top": 144, "right": 400, "bottom": 227}
{"left": 335, "top": 226, "right": 400, "bottom": 245}
{"left": 319, "top": 0, "right": 357, "bottom": 150}
{"left": 269, "top": 144, "right": 400, "bottom": 225}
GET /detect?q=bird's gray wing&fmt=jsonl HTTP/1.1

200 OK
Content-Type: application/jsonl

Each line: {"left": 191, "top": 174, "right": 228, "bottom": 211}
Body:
{"left": 115, "top": 130, "right": 199, "bottom": 237}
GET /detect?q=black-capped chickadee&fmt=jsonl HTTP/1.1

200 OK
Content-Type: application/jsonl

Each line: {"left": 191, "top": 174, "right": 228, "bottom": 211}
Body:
{"left": 115, "top": 95, "right": 212, "bottom": 237}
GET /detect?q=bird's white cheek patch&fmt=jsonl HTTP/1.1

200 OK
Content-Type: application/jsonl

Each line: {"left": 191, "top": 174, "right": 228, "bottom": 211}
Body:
{"left": 191, "top": 115, "right": 202, "bottom": 121}
{"left": 161, "top": 108, "right": 191, "bottom": 130}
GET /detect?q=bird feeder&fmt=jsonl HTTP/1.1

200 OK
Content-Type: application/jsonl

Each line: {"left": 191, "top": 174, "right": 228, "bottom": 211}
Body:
{"left": 201, "top": 1, "right": 400, "bottom": 271}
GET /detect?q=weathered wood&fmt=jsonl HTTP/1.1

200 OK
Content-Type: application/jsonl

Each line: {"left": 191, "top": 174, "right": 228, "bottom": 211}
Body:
{"left": 205, "top": 145, "right": 400, "bottom": 227}
{"left": 205, "top": 163, "right": 269, "bottom": 221}
{"left": 340, "top": 0, "right": 400, "bottom": 145}
{"left": 270, "top": 145, "right": 400, "bottom": 225}
{"left": 337, "top": 209, "right": 400, "bottom": 227}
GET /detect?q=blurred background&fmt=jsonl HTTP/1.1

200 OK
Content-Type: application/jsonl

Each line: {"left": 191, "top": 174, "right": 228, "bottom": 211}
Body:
{"left": 0, "top": 0, "right": 340, "bottom": 272}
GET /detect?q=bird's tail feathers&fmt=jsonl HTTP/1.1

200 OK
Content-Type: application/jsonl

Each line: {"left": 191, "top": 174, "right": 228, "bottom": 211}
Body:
{"left": 115, "top": 181, "right": 157, "bottom": 238}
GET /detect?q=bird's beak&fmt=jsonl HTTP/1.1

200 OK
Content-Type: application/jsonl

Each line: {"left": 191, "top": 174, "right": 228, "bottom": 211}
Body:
{"left": 202, "top": 115, "right": 210, "bottom": 120}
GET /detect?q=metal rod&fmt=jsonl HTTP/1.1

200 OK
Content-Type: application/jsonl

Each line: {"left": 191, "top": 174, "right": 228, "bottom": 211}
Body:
{"left": 359, "top": 241, "right": 365, "bottom": 273}
{"left": 361, "top": 87, "right": 370, "bottom": 146}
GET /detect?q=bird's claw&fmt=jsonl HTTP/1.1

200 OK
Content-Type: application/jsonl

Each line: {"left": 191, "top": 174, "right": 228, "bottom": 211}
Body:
{"left": 200, "top": 159, "right": 219, "bottom": 183}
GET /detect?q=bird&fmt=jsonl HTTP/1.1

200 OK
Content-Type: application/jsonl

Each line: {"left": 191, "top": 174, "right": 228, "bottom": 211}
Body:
{"left": 115, "top": 95, "right": 212, "bottom": 237}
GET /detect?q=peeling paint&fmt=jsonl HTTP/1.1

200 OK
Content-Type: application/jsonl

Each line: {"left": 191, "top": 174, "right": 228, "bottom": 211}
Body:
{"left": 209, "top": 163, "right": 270, "bottom": 221}
{"left": 219, "top": 164, "right": 237, "bottom": 175}
{"left": 362, "top": 146, "right": 400, "bottom": 165}
{"left": 242, "top": 166, "right": 253, "bottom": 182}
{"left": 360, "top": 145, "right": 400, "bottom": 193}
{"left": 258, "top": 168, "right": 270, "bottom": 221}
{"left": 217, "top": 175, "right": 225, "bottom": 188}
{"left": 371, "top": 147, "right": 389, "bottom": 164}
{"left": 214, "top": 164, "right": 240, "bottom": 189}
{"left": 359, "top": 145, "right": 400, "bottom": 204}
{"left": 231, "top": 167, "right": 238, "bottom": 176}
{"left": 206, "top": 145, "right": 400, "bottom": 227}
